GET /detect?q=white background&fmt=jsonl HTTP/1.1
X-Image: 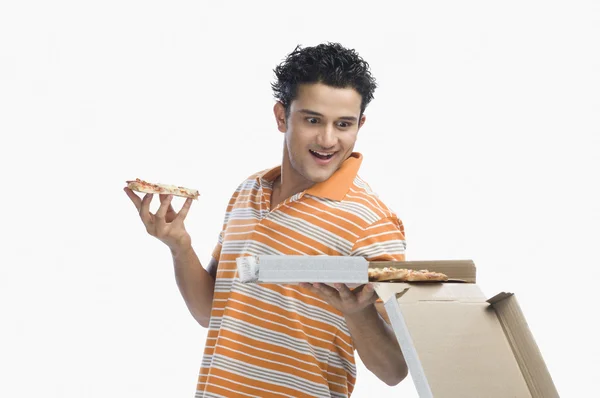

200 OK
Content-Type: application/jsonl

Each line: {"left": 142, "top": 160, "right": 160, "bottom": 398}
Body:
{"left": 1, "top": 1, "right": 598, "bottom": 397}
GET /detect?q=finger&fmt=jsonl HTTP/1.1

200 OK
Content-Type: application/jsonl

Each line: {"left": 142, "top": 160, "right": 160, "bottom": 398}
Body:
{"left": 298, "top": 282, "right": 316, "bottom": 292}
{"left": 124, "top": 187, "right": 142, "bottom": 211}
{"left": 313, "top": 283, "right": 340, "bottom": 299}
{"left": 156, "top": 195, "right": 173, "bottom": 219}
{"left": 139, "top": 193, "right": 153, "bottom": 222}
{"left": 305, "top": 283, "right": 338, "bottom": 305}
{"left": 175, "top": 198, "right": 193, "bottom": 222}
{"left": 356, "top": 283, "right": 377, "bottom": 303}
{"left": 300, "top": 282, "right": 330, "bottom": 297}
{"left": 334, "top": 283, "right": 356, "bottom": 302}
{"left": 155, "top": 195, "right": 173, "bottom": 231}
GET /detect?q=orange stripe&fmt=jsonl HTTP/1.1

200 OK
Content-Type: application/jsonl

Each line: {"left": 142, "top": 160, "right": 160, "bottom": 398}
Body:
{"left": 225, "top": 293, "right": 352, "bottom": 351}
{"left": 256, "top": 220, "right": 344, "bottom": 255}
{"left": 215, "top": 344, "right": 327, "bottom": 386}
{"left": 283, "top": 206, "right": 360, "bottom": 242}
{"left": 205, "top": 367, "right": 317, "bottom": 398}
{"left": 217, "top": 328, "right": 350, "bottom": 383}
{"left": 222, "top": 303, "right": 334, "bottom": 352}
{"left": 300, "top": 196, "right": 371, "bottom": 229}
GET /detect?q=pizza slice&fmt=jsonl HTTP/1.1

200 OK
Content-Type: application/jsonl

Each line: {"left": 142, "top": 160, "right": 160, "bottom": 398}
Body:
{"left": 126, "top": 178, "right": 199, "bottom": 200}
{"left": 405, "top": 269, "right": 449, "bottom": 282}
{"left": 368, "top": 267, "right": 448, "bottom": 282}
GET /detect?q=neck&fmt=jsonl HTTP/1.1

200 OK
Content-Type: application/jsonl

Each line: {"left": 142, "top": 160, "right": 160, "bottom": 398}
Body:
{"left": 273, "top": 173, "right": 311, "bottom": 201}
{"left": 273, "top": 148, "right": 313, "bottom": 201}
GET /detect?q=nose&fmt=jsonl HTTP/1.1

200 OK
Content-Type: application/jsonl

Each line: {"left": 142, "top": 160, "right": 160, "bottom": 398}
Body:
{"left": 316, "top": 124, "right": 337, "bottom": 149}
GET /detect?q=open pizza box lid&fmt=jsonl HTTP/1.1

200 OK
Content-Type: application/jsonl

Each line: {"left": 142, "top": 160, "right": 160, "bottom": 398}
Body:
{"left": 235, "top": 255, "right": 558, "bottom": 397}
{"left": 374, "top": 272, "right": 559, "bottom": 397}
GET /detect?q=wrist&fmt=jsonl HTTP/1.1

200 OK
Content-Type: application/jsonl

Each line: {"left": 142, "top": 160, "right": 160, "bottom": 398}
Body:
{"left": 345, "top": 303, "right": 378, "bottom": 323}
{"left": 170, "top": 243, "right": 194, "bottom": 258}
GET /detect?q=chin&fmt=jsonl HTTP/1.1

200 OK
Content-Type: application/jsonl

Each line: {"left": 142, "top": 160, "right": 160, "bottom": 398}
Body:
{"left": 307, "top": 169, "right": 335, "bottom": 184}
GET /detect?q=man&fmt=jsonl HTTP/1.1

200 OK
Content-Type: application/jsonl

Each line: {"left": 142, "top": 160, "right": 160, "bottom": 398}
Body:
{"left": 125, "top": 42, "right": 408, "bottom": 397}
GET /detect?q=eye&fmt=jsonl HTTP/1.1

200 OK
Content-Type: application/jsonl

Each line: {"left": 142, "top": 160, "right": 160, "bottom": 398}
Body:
{"left": 337, "top": 121, "right": 352, "bottom": 128}
{"left": 306, "top": 117, "right": 319, "bottom": 124}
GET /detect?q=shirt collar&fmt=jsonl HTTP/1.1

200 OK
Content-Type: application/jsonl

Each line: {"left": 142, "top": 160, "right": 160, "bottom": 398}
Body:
{"left": 257, "top": 152, "right": 363, "bottom": 201}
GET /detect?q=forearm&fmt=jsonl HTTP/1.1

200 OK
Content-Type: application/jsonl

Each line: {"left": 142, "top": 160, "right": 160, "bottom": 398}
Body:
{"left": 171, "top": 246, "right": 215, "bottom": 328}
{"left": 345, "top": 304, "right": 408, "bottom": 386}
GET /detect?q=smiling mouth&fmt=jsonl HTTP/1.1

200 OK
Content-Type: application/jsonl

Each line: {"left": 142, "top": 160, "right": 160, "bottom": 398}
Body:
{"left": 309, "top": 149, "right": 336, "bottom": 160}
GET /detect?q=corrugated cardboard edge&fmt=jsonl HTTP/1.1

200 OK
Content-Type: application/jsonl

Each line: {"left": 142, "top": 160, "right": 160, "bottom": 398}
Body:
{"left": 383, "top": 297, "right": 434, "bottom": 398}
{"left": 488, "top": 293, "right": 560, "bottom": 398}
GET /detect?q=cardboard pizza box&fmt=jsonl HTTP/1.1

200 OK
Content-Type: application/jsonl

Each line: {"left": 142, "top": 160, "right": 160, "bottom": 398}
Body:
{"left": 235, "top": 255, "right": 474, "bottom": 285}
{"left": 374, "top": 267, "right": 559, "bottom": 398}
{"left": 236, "top": 255, "right": 559, "bottom": 397}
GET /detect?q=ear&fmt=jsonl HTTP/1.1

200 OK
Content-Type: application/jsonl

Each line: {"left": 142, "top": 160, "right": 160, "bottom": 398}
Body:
{"left": 273, "top": 102, "right": 287, "bottom": 133}
{"left": 358, "top": 114, "right": 367, "bottom": 130}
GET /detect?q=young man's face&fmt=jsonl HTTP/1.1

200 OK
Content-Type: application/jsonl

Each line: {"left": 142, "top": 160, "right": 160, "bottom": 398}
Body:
{"left": 274, "top": 82, "right": 366, "bottom": 186}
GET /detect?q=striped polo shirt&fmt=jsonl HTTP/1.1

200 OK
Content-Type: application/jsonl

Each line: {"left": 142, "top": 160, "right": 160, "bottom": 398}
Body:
{"left": 196, "top": 152, "right": 406, "bottom": 398}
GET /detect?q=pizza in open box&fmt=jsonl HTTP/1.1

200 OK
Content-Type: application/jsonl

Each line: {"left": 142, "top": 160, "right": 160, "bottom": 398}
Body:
{"left": 368, "top": 267, "right": 448, "bottom": 282}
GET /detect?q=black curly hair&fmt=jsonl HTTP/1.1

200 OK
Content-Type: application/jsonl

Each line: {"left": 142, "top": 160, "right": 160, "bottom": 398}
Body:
{"left": 271, "top": 42, "right": 377, "bottom": 120}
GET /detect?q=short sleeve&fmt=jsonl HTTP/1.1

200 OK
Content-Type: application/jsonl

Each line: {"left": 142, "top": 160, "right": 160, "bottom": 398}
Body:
{"left": 350, "top": 216, "right": 406, "bottom": 262}
{"left": 211, "top": 230, "right": 225, "bottom": 261}
{"left": 210, "top": 179, "right": 248, "bottom": 262}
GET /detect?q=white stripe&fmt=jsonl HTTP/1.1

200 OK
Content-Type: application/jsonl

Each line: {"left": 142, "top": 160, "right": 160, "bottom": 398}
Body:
{"left": 231, "top": 198, "right": 263, "bottom": 206}
{"left": 220, "top": 319, "right": 331, "bottom": 362}
{"left": 277, "top": 284, "right": 330, "bottom": 307}
{"left": 250, "top": 230, "right": 306, "bottom": 255}
{"left": 260, "top": 224, "right": 325, "bottom": 254}
{"left": 227, "top": 298, "right": 339, "bottom": 340}
{"left": 243, "top": 241, "right": 283, "bottom": 255}
{"left": 203, "top": 373, "right": 291, "bottom": 398}
{"left": 365, "top": 220, "right": 396, "bottom": 230}
{"left": 351, "top": 247, "right": 406, "bottom": 258}
{"left": 355, "top": 230, "right": 403, "bottom": 243}
{"left": 217, "top": 336, "right": 324, "bottom": 378}
{"left": 345, "top": 193, "right": 388, "bottom": 218}
{"left": 211, "top": 354, "right": 330, "bottom": 396}
{"left": 218, "top": 335, "right": 349, "bottom": 390}
{"left": 224, "top": 223, "right": 257, "bottom": 230}
{"left": 225, "top": 230, "right": 254, "bottom": 237}
{"left": 286, "top": 205, "right": 360, "bottom": 240}
{"left": 225, "top": 306, "right": 354, "bottom": 358}
{"left": 268, "top": 211, "right": 353, "bottom": 251}
{"left": 297, "top": 201, "right": 362, "bottom": 234}
{"left": 234, "top": 284, "right": 350, "bottom": 335}
{"left": 319, "top": 198, "right": 380, "bottom": 223}
{"left": 215, "top": 344, "right": 348, "bottom": 390}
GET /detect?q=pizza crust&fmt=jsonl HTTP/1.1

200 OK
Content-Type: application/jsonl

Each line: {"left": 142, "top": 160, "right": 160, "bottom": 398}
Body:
{"left": 368, "top": 267, "right": 448, "bottom": 282}
{"left": 126, "top": 178, "right": 199, "bottom": 199}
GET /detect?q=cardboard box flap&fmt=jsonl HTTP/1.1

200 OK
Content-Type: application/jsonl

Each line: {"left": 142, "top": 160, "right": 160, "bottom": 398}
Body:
{"left": 375, "top": 282, "right": 487, "bottom": 304}
{"left": 491, "top": 294, "right": 560, "bottom": 398}
{"left": 383, "top": 293, "right": 531, "bottom": 397}
{"left": 369, "top": 259, "right": 477, "bottom": 283}
{"left": 487, "top": 291, "right": 513, "bottom": 304}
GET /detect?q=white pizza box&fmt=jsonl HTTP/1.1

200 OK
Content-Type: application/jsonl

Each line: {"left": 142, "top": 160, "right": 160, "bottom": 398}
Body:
{"left": 374, "top": 279, "right": 559, "bottom": 397}
{"left": 236, "top": 255, "right": 368, "bottom": 284}
{"left": 235, "top": 255, "right": 559, "bottom": 397}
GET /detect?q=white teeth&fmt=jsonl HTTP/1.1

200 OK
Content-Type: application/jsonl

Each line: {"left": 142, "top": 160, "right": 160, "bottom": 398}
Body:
{"left": 312, "top": 150, "right": 334, "bottom": 156}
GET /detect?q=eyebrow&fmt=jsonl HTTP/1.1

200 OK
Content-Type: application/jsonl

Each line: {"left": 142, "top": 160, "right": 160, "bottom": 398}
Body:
{"left": 298, "top": 109, "right": 358, "bottom": 122}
